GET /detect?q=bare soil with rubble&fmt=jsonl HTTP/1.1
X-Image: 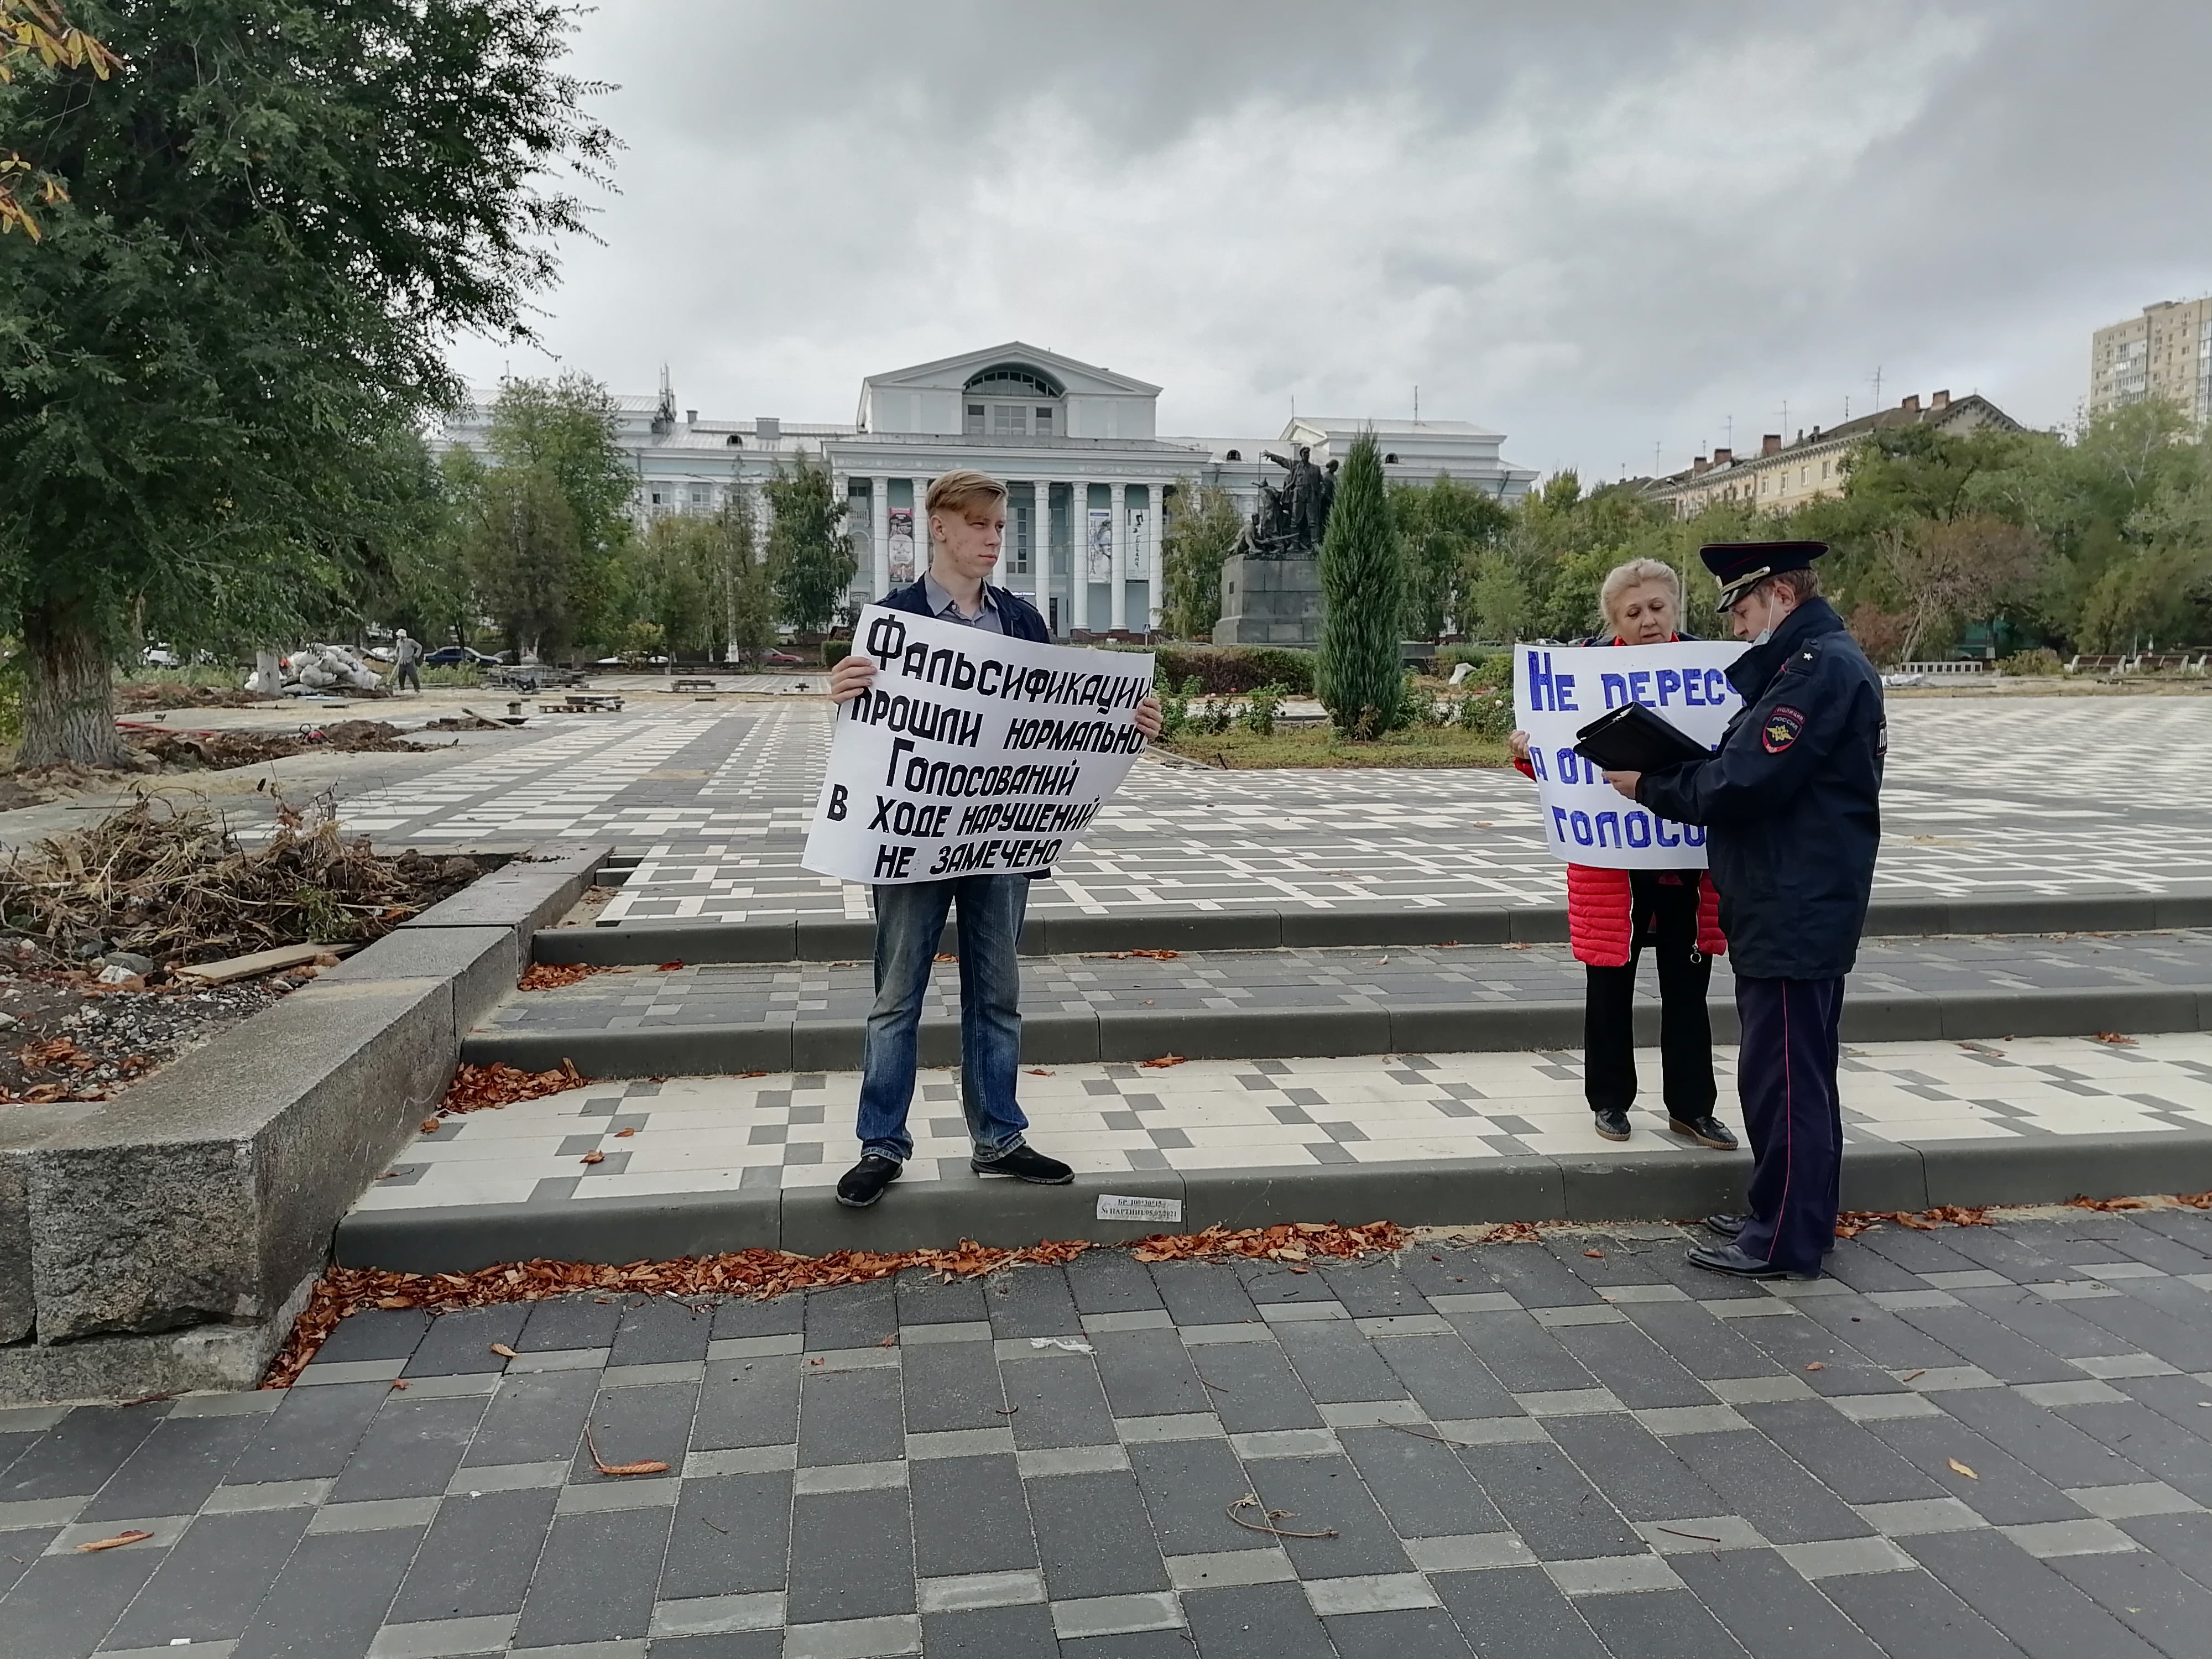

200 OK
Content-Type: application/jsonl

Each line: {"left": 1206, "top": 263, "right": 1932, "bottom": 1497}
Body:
{"left": 0, "top": 956, "right": 288, "bottom": 1103}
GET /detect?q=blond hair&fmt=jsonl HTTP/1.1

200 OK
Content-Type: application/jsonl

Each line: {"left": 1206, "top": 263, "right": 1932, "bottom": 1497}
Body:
{"left": 1599, "top": 559, "right": 1683, "bottom": 632}
{"left": 924, "top": 469, "right": 1009, "bottom": 536}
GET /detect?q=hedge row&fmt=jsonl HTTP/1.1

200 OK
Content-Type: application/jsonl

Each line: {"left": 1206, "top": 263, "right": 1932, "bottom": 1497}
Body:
{"left": 1126, "top": 643, "right": 1317, "bottom": 696}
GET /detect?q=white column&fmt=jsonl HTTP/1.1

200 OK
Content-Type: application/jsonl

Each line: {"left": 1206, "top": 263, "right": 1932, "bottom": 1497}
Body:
{"left": 1149, "top": 481, "right": 1165, "bottom": 633}
{"left": 870, "top": 476, "right": 890, "bottom": 597}
{"left": 1071, "top": 479, "right": 1091, "bottom": 635}
{"left": 1025, "top": 479, "right": 1047, "bottom": 606}
{"left": 1110, "top": 481, "right": 1130, "bottom": 634}
{"left": 914, "top": 476, "right": 932, "bottom": 580}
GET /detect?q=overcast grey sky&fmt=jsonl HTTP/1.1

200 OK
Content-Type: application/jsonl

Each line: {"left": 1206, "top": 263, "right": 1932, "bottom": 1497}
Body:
{"left": 448, "top": 1, "right": 2212, "bottom": 481}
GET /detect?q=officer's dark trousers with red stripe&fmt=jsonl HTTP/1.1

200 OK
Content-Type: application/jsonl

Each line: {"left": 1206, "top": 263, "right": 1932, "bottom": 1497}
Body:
{"left": 1730, "top": 975, "right": 1845, "bottom": 1275}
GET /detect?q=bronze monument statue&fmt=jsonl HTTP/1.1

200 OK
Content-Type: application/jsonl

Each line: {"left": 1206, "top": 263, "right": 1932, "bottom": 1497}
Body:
{"left": 1243, "top": 444, "right": 1337, "bottom": 557}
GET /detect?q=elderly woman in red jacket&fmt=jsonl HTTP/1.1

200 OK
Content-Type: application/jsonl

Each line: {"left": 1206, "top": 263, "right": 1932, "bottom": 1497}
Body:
{"left": 1509, "top": 559, "right": 1738, "bottom": 1151}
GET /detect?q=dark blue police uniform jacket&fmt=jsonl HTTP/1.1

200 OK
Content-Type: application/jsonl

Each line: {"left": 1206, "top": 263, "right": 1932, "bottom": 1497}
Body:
{"left": 1635, "top": 597, "right": 1885, "bottom": 980}
{"left": 875, "top": 578, "right": 1052, "bottom": 643}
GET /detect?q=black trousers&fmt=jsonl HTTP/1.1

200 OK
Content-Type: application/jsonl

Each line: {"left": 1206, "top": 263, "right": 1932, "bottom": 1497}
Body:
{"left": 1731, "top": 975, "right": 1845, "bottom": 1275}
{"left": 1583, "top": 871, "right": 1716, "bottom": 1119}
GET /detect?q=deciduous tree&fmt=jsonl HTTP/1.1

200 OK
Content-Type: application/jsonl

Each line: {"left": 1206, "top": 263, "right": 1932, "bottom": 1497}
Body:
{"left": 763, "top": 457, "right": 852, "bottom": 635}
{"left": 1160, "top": 482, "right": 1242, "bottom": 639}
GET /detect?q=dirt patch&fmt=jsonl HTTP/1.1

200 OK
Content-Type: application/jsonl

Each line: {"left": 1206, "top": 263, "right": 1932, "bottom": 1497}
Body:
{"left": 0, "top": 961, "right": 285, "bottom": 1102}
{"left": 123, "top": 719, "right": 446, "bottom": 771}
{"left": 114, "top": 683, "right": 279, "bottom": 714}
{"left": 0, "top": 797, "right": 488, "bottom": 966}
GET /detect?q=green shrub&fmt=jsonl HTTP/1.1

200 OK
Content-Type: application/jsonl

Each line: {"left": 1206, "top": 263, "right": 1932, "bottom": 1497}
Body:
{"left": 1242, "top": 683, "right": 1287, "bottom": 736}
{"left": 420, "top": 665, "right": 481, "bottom": 687}
{"left": 1436, "top": 646, "right": 1512, "bottom": 691}
{"left": 1455, "top": 687, "right": 1515, "bottom": 738}
{"left": 1138, "top": 643, "right": 1316, "bottom": 696}
{"left": 1998, "top": 646, "right": 2060, "bottom": 677}
{"left": 1156, "top": 674, "right": 1193, "bottom": 737}
{"left": 822, "top": 639, "right": 852, "bottom": 669}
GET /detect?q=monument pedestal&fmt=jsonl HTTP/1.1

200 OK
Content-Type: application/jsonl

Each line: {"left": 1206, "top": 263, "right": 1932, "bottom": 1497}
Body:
{"left": 1213, "top": 554, "right": 1322, "bottom": 648}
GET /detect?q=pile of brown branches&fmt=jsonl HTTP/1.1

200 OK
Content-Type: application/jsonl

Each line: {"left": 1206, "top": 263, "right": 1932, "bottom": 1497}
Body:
{"left": 0, "top": 797, "right": 482, "bottom": 965}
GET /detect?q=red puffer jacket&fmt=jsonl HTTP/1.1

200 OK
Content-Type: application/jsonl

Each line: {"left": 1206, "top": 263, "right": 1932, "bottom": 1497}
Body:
{"left": 1512, "top": 632, "right": 1728, "bottom": 969}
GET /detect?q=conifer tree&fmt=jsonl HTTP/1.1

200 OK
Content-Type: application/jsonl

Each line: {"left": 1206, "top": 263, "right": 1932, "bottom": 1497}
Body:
{"left": 1316, "top": 432, "right": 1404, "bottom": 738}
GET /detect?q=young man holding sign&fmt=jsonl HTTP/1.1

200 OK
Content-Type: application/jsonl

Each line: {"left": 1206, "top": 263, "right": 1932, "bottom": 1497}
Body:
{"left": 824, "top": 471, "right": 1164, "bottom": 1208}
{"left": 1605, "top": 541, "right": 1885, "bottom": 1280}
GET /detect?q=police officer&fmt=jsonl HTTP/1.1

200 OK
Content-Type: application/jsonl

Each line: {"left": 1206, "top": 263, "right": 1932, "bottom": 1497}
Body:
{"left": 1601, "top": 541, "right": 1884, "bottom": 1279}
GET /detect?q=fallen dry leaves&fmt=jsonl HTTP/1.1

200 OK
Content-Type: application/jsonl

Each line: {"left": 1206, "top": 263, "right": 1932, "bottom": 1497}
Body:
{"left": 1948, "top": 1458, "right": 1978, "bottom": 1479}
{"left": 435, "top": 1060, "right": 591, "bottom": 1119}
{"left": 265, "top": 1224, "right": 1408, "bottom": 1386}
{"left": 1139, "top": 1054, "right": 1187, "bottom": 1069}
{"left": 585, "top": 1426, "right": 669, "bottom": 1477}
{"left": 2068, "top": 1194, "right": 2153, "bottom": 1212}
{"left": 75, "top": 1530, "right": 153, "bottom": 1552}
{"left": 1833, "top": 1204, "right": 1993, "bottom": 1239}
{"left": 656, "top": 960, "right": 685, "bottom": 972}
{"left": 579, "top": 1150, "right": 606, "bottom": 1165}
{"left": 1100, "top": 949, "right": 1180, "bottom": 960}
{"left": 2089, "top": 1031, "right": 2137, "bottom": 1046}
{"left": 519, "top": 962, "right": 613, "bottom": 991}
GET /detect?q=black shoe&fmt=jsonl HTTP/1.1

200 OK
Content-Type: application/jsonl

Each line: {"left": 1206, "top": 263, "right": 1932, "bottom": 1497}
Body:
{"left": 1670, "top": 1113, "right": 1739, "bottom": 1151}
{"left": 1593, "top": 1108, "right": 1631, "bottom": 1142}
{"left": 1704, "top": 1212, "right": 1750, "bottom": 1239}
{"left": 1689, "top": 1241, "right": 1815, "bottom": 1281}
{"left": 971, "top": 1145, "right": 1074, "bottom": 1185}
{"left": 836, "top": 1154, "right": 902, "bottom": 1208}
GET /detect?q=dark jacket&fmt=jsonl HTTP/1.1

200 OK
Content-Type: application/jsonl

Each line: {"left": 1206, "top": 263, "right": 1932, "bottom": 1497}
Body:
{"left": 1635, "top": 598, "right": 1885, "bottom": 979}
{"left": 877, "top": 578, "right": 1051, "bottom": 643}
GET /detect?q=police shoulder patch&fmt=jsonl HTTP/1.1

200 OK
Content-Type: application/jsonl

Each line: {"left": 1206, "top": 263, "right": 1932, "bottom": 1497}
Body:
{"left": 1762, "top": 705, "right": 1806, "bottom": 753}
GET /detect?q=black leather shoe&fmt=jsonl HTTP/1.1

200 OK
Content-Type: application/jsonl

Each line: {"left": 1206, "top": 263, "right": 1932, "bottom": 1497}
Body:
{"left": 1704, "top": 1212, "right": 1750, "bottom": 1239}
{"left": 971, "top": 1145, "right": 1073, "bottom": 1185}
{"left": 1689, "top": 1241, "right": 1814, "bottom": 1280}
{"left": 836, "top": 1154, "right": 902, "bottom": 1208}
{"left": 1670, "top": 1113, "right": 1739, "bottom": 1151}
{"left": 1593, "top": 1108, "right": 1631, "bottom": 1142}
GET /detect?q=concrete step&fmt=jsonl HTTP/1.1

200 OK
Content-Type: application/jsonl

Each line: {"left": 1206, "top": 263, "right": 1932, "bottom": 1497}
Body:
{"left": 534, "top": 889, "right": 2212, "bottom": 966}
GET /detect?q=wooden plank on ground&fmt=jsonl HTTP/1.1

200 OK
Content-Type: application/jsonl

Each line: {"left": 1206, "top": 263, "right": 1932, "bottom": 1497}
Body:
{"left": 175, "top": 941, "right": 360, "bottom": 986}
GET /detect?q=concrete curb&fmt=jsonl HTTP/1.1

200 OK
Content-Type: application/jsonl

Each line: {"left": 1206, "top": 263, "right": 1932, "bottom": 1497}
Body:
{"left": 0, "top": 846, "right": 611, "bottom": 1404}
{"left": 532, "top": 889, "right": 2212, "bottom": 966}
{"left": 459, "top": 984, "right": 2212, "bottom": 1077}
{"left": 331, "top": 1129, "right": 2212, "bottom": 1273}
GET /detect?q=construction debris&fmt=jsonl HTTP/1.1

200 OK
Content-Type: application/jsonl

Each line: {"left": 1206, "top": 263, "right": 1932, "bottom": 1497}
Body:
{"left": 174, "top": 943, "right": 354, "bottom": 987}
{"left": 124, "top": 719, "right": 443, "bottom": 771}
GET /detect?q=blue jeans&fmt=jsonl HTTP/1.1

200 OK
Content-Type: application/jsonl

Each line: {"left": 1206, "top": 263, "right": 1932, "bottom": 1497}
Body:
{"left": 854, "top": 874, "right": 1031, "bottom": 1164}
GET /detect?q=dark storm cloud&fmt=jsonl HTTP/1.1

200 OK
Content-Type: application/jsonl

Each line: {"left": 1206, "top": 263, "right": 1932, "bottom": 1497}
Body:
{"left": 448, "top": 1, "right": 2212, "bottom": 478}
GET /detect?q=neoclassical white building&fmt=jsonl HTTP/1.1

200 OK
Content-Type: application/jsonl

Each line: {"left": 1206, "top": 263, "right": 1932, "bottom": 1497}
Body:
{"left": 446, "top": 342, "right": 1535, "bottom": 639}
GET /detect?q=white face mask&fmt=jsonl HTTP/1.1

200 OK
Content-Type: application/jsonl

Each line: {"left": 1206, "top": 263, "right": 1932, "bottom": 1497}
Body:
{"left": 1751, "top": 627, "right": 1773, "bottom": 646}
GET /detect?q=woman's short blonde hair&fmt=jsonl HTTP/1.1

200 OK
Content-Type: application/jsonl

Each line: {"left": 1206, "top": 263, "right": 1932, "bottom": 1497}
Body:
{"left": 1599, "top": 559, "right": 1683, "bottom": 632}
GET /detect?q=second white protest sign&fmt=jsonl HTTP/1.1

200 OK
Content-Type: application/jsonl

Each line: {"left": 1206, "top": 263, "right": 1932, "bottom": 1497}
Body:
{"left": 802, "top": 605, "right": 1155, "bottom": 886}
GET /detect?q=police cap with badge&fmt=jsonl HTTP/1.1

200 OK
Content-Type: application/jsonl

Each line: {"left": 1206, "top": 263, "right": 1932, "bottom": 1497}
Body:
{"left": 1700, "top": 540, "right": 1828, "bottom": 611}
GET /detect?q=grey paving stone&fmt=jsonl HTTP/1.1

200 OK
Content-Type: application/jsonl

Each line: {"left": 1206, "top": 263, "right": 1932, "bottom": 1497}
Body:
{"left": 0, "top": 1542, "right": 165, "bottom": 1659}
{"left": 1952, "top": 1285, "right": 2151, "bottom": 1362}
{"left": 2115, "top": 1372, "right": 2212, "bottom": 1441}
{"left": 233, "top": 1524, "right": 425, "bottom": 1659}
{"left": 1235, "top": 1259, "right": 1343, "bottom": 1307}
{"left": 1181, "top": 1581, "right": 1334, "bottom": 1659}
{"left": 1091, "top": 1327, "right": 1209, "bottom": 1420}
{"left": 1372, "top": 1333, "right": 1522, "bottom": 1421}
{"left": 1000, "top": 1355, "right": 1118, "bottom": 1451}
{"left": 1895, "top": 1303, "right": 2104, "bottom": 1385}
{"left": 1819, "top": 1563, "right": 2038, "bottom": 1659}
{"left": 405, "top": 1306, "right": 533, "bottom": 1377}
{"left": 1903, "top": 1527, "right": 2168, "bottom": 1659}
{"left": 1146, "top": 1259, "right": 1262, "bottom": 1326}
{"left": 2119, "top": 1510, "right": 2212, "bottom": 1592}
{"left": 330, "top": 1395, "right": 488, "bottom": 1504}
{"left": 1242, "top": 1452, "right": 1413, "bottom": 1577}
{"left": 2054, "top": 1400, "right": 2212, "bottom": 1505}
{"left": 2051, "top": 1538, "right": 2212, "bottom": 1656}
{"left": 1443, "top": 1311, "right": 1599, "bottom": 1394}
{"left": 314, "top": 1307, "right": 434, "bottom": 1364}
{"left": 692, "top": 1354, "right": 800, "bottom": 1451}
{"left": 223, "top": 1383, "right": 390, "bottom": 1485}
{"left": 1666, "top": 1548, "right": 1888, "bottom": 1658}
{"left": 1794, "top": 1296, "right": 1970, "bottom": 1370}
{"left": 1024, "top": 1468, "right": 1168, "bottom": 1600}
{"left": 1336, "top": 1424, "right": 1508, "bottom": 1537}
{"left": 1571, "top": 1585, "right": 1747, "bottom": 1659}
{"left": 1321, "top": 1604, "right": 1478, "bottom": 1659}
{"left": 1315, "top": 1257, "right": 1423, "bottom": 1318}
{"left": 1550, "top": 1322, "right": 1715, "bottom": 1410}
{"left": 785, "top": 1487, "right": 914, "bottom": 1625}
{"left": 804, "top": 1281, "right": 898, "bottom": 1351}
{"left": 387, "top": 1486, "right": 559, "bottom": 1622}
{"left": 893, "top": 1267, "right": 988, "bottom": 1327}
{"left": 1458, "top": 1438, "right": 1646, "bottom": 1559}
{"left": 1051, "top": 1627, "right": 1193, "bottom": 1657}
{"left": 509, "top": 1507, "right": 672, "bottom": 1650}
{"left": 1728, "top": 1316, "right": 1912, "bottom": 1399}
{"left": 980, "top": 1264, "right": 1081, "bottom": 1338}
{"left": 898, "top": 1339, "right": 1006, "bottom": 1434}
{"left": 907, "top": 1454, "right": 1036, "bottom": 1579}
{"left": 2067, "top": 1293, "right": 2212, "bottom": 1374}
{"left": 1180, "top": 1338, "right": 1325, "bottom": 1434}
{"left": 658, "top": 1473, "right": 792, "bottom": 1600}
{"left": 1864, "top": 1415, "right": 2094, "bottom": 1526}
{"left": 1663, "top": 1430, "right": 1876, "bottom": 1545}
{"left": 0, "top": 1405, "right": 166, "bottom": 1503}
{"left": 917, "top": 1602, "right": 1058, "bottom": 1657}
{"left": 1739, "top": 1398, "right": 1950, "bottom": 1505}
{"left": 101, "top": 1506, "right": 310, "bottom": 1647}
{"left": 1430, "top": 1564, "right": 1610, "bottom": 1659}
{"left": 1272, "top": 1322, "right": 1408, "bottom": 1405}
{"left": 75, "top": 1412, "right": 263, "bottom": 1524}
{"left": 1124, "top": 1437, "right": 1267, "bottom": 1558}
{"left": 608, "top": 1298, "right": 714, "bottom": 1366}
{"left": 571, "top": 1380, "right": 698, "bottom": 1485}
{"left": 1942, "top": 1387, "right": 2157, "bottom": 1491}
{"left": 708, "top": 1293, "right": 804, "bottom": 1342}
{"left": 1064, "top": 1250, "right": 1166, "bottom": 1314}
{"left": 1476, "top": 1245, "right": 1606, "bottom": 1309}
{"left": 462, "top": 1371, "right": 596, "bottom": 1469}
{"left": 1615, "top": 1301, "right": 1789, "bottom": 1381}
{"left": 1540, "top": 1415, "right": 1731, "bottom": 1524}
{"left": 796, "top": 1366, "right": 903, "bottom": 1468}
{"left": 519, "top": 1296, "right": 625, "bottom": 1353}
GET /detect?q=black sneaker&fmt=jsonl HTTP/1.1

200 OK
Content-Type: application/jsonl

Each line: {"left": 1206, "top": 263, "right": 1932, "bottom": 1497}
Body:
{"left": 836, "top": 1154, "right": 902, "bottom": 1208}
{"left": 1593, "top": 1108, "right": 1631, "bottom": 1142}
{"left": 1670, "top": 1113, "right": 1740, "bottom": 1151}
{"left": 971, "top": 1145, "right": 1073, "bottom": 1184}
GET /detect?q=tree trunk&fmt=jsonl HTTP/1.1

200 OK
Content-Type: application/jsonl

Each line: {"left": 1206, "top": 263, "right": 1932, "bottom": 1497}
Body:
{"left": 19, "top": 600, "right": 128, "bottom": 769}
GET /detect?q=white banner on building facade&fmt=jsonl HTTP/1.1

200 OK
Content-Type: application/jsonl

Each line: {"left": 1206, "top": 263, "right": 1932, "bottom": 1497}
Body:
{"left": 1513, "top": 639, "right": 1747, "bottom": 870}
{"left": 803, "top": 606, "right": 1154, "bottom": 886}
{"left": 1126, "top": 507, "right": 1147, "bottom": 575}
{"left": 1086, "top": 507, "right": 1113, "bottom": 581}
{"left": 886, "top": 507, "right": 916, "bottom": 585}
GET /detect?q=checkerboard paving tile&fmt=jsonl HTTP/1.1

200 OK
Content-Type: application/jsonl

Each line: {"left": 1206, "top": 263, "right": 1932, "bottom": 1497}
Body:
{"left": 310, "top": 698, "right": 2212, "bottom": 922}
{"left": 7, "top": 1213, "right": 2211, "bottom": 1656}
{"left": 482, "top": 929, "right": 2212, "bottom": 1040}
{"left": 356, "top": 1034, "right": 2212, "bottom": 1211}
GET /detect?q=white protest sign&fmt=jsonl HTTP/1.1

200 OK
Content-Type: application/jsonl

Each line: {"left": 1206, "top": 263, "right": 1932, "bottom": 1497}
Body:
{"left": 802, "top": 605, "right": 1154, "bottom": 885}
{"left": 1513, "top": 639, "right": 1747, "bottom": 869}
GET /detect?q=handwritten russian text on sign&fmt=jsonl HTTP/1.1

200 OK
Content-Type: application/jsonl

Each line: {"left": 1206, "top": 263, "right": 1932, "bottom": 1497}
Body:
{"left": 802, "top": 606, "right": 1154, "bottom": 885}
{"left": 1514, "top": 640, "right": 1747, "bottom": 870}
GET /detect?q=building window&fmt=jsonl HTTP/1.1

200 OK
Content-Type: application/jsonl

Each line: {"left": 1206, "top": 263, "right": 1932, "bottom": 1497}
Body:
{"left": 966, "top": 403, "right": 985, "bottom": 435}
{"left": 993, "top": 404, "right": 1026, "bottom": 435}
{"left": 1035, "top": 406, "right": 1053, "bottom": 435}
{"left": 1011, "top": 505, "right": 1032, "bottom": 575}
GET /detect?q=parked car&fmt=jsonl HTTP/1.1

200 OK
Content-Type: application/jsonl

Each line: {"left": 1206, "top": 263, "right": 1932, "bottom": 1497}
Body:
{"left": 140, "top": 643, "right": 180, "bottom": 668}
{"left": 760, "top": 649, "right": 805, "bottom": 666}
{"left": 422, "top": 645, "right": 506, "bottom": 668}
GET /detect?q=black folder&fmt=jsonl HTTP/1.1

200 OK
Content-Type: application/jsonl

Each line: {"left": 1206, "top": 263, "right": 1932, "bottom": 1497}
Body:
{"left": 1572, "top": 702, "right": 1713, "bottom": 772}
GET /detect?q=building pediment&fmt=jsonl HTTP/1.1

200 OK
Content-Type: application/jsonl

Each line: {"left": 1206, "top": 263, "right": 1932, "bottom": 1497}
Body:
{"left": 864, "top": 341, "right": 1161, "bottom": 399}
